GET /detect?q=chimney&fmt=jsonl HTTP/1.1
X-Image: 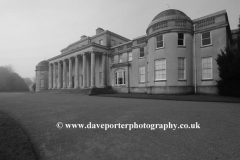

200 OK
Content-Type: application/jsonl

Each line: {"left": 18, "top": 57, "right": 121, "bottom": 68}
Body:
{"left": 81, "top": 35, "right": 87, "bottom": 39}
{"left": 96, "top": 28, "right": 104, "bottom": 35}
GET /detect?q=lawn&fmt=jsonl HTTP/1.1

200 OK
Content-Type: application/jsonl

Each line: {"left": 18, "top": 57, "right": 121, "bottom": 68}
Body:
{"left": 0, "top": 92, "right": 240, "bottom": 160}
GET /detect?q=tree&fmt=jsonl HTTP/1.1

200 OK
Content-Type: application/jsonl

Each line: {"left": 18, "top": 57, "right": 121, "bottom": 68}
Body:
{"left": 0, "top": 66, "right": 29, "bottom": 92}
{"left": 216, "top": 48, "right": 240, "bottom": 97}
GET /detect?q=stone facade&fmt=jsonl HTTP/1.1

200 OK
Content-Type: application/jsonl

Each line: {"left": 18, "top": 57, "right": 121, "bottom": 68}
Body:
{"left": 36, "top": 9, "right": 236, "bottom": 94}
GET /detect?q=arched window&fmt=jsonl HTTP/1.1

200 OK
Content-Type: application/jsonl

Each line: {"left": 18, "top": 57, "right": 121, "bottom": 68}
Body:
{"left": 115, "top": 69, "right": 125, "bottom": 86}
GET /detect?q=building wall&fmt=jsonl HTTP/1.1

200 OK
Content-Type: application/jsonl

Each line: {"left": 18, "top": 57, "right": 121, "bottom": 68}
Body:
{"left": 36, "top": 70, "right": 48, "bottom": 92}
{"left": 147, "top": 32, "right": 193, "bottom": 88}
{"left": 195, "top": 27, "right": 227, "bottom": 94}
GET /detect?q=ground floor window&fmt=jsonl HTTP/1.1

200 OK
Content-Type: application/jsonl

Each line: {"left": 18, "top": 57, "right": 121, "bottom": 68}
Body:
{"left": 202, "top": 57, "right": 212, "bottom": 79}
{"left": 178, "top": 58, "right": 186, "bottom": 80}
{"left": 115, "top": 70, "right": 125, "bottom": 85}
{"left": 139, "top": 66, "right": 145, "bottom": 83}
{"left": 155, "top": 59, "right": 166, "bottom": 80}
{"left": 99, "top": 72, "right": 102, "bottom": 84}
{"left": 41, "top": 80, "right": 44, "bottom": 88}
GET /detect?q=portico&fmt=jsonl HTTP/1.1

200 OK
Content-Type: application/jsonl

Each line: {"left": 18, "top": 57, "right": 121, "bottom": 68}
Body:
{"left": 48, "top": 49, "right": 107, "bottom": 90}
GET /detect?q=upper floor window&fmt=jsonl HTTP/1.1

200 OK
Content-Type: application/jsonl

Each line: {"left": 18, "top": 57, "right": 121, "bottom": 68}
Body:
{"left": 99, "top": 39, "right": 103, "bottom": 45}
{"left": 119, "top": 54, "right": 123, "bottom": 63}
{"left": 178, "top": 58, "right": 186, "bottom": 80}
{"left": 128, "top": 52, "right": 132, "bottom": 61}
{"left": 111, "top": 40, "right": 115, "bottom": 46}
{"left": 139, "top": 48, "right": 144, "bottom": 58}
{"left": 155, "top": 59, "right": 166, "bottom": 80}
{"left": 41, "top": 71, "right": 44, "bottom": 76}
{"left": 156, "top": 35, "right": 164, "bottom": 48}
{"left": 201, "top": 32, "right": 212, "bottom": 46}
{"left": 99, "top": 56, "right": 102, "bottom": 67}
{"left": 178, "top": 33, "right": 185, "bottom": 46}
{"left": 202, "top": 57, "right": 212, "bottom": 80}
{"left": 139, "top": 66, "right": 145, "bottom": 83}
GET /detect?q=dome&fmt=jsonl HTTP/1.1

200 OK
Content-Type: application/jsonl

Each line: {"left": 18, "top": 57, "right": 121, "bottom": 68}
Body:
{"left": 36, "top": 60, "right": 49, "bottom": 71}
{"left": 36, "top": 60, "right": 49, "bottom": 67}
{"left": 147, "top": 9, "right": 192, "bottom": 34}
{"left": 151, "top": 9, "right": 191, "bottom": 22}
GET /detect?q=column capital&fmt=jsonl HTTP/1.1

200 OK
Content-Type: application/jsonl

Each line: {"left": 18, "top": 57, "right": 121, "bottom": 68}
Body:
{"left": 74, "top": 55, "right": 79, "bottom": 58}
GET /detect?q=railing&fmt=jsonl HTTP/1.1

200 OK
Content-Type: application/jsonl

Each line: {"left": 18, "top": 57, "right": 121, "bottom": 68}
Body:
{"left": 197, "top": 18, "right": 215, "bottom": 28}
{"left": 152, "top": 21, "right": 168, "bottom": 31}
{"left": 175, "top": 21, "right": 186, "bottom": 27}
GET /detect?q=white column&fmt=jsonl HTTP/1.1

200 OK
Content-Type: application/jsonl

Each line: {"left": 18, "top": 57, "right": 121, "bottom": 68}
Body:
{"left": 62, "top": 59, "right": 67, "bottom": 89}
{"left": 48, "top": 64, "right": 52, "bottom": 89}
{"left": 74, "top": 55, "right": 79, "bottom": 89}
{"left": 102, "top": 53, "right": 106, "bottom": 87}
{"left": 53, "top": 63, "right": 56, "bottom": 88}
{"left": 91, "top": 51, "right": 95, "bottom": 88}
{"left": 82, "top": 53, "right": 87, "bottom": 88}
{"left": 68, "top": 58, "right": 73, "bottom": 89}
{"left": 57, "top": 61, "right": 62, "bottom": 89}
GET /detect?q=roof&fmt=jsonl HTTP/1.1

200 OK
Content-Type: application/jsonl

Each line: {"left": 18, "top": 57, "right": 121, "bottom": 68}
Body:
{"left": 152, "top": 9, "right": 191, "bottom": 22}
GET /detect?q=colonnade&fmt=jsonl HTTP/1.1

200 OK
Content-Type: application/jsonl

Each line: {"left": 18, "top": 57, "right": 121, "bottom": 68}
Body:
{"left": 48, "top": 51, "right": 106, "bottom": 89}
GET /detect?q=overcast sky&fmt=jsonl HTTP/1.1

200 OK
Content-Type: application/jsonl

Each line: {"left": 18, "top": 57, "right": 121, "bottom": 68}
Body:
{"left": 1, "top": 0, "right": 239, "bottom": 79}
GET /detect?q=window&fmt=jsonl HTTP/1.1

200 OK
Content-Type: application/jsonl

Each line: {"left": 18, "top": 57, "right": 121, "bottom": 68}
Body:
{"left": 139, "top": 48, "right": 144, "bottom": 58}
{"left": 99, "top": 57, "right": 102, "bottom": 67}
{"left": 155, "top": 59, "right": 166, "bottom": 80}
{"left": 128, "top": 52, "right": 132, "bottom": 61}
{"left": 178, "top": 58, "right": 186, "bottom": 80}
{"left": 139, "top": 66, "right": 145, "bottom": 83}
{"left": 156, "top": 35, "right": 164, "bottom": 48}
{"left": 201, "top": 32, "right": 212, "bottom": 46}
{"left": 112, "top": 57, "right": 114, "bottom": 64}
{"left": 40, "top": 80, "right": 44, "bottom": 88}
{"left": 41, "top": 71, "right": 44, "bottom": 76}
{"left": 99, "top": 39, "right": 103, "bottom": 45}
{"left": 178, "top": 33, "right": 184, "bottom": 46}
{"left": 115, "top": 70, "right": 125, "bottom": 85}
{"left": 147, "top": 62, "right": 149, "bottom": 82}
{"left": 111, "top": 39, "right": 115, "bottom": 46}
{"left": 202, "top": 57, "right": 212, "bottom": 79}
{"left": 99, "top": 72, "right": 102, "bottom": 84}
{"left": 119, "top": 54, "right": 123, "bottom": 63}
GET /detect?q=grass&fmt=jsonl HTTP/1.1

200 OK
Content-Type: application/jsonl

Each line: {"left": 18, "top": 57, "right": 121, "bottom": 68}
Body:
{"left": 0, "top": 92, "right": 240, "bottom": 159}
{"left": 0, "top": 110, "right": 38, "bottom": 160}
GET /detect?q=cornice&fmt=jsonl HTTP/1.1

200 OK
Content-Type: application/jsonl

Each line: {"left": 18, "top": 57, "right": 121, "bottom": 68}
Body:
{"left": 147, "top": 28, "right": 194, "bottom": 40}
{"left": 110, "top": 48, "right": 133, "bottom": 56}
{"left": 48, "top": 43, "right": 110, "bottom": 62}
{"left": 194, "top": 23, "right": 228, "bottom": 34}
{"left": 110, "top": 62, "right": 130, "bottom": 68}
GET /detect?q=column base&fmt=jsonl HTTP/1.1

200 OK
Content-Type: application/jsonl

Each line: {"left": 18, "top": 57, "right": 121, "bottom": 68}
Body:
{"left": 62, "top": 87, "right": 67, "bottom": 89}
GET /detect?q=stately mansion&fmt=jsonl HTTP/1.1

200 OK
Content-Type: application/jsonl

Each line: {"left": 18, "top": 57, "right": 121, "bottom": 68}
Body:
{"left": 36, "top": 9, "right": 236, "bottom": 94}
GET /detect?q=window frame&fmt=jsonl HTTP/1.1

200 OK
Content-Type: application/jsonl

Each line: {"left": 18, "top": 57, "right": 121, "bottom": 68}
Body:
{"left": 178, "top": 33, "right": 185, "bottom": 46}
{"left": 201, "top": 57, "right": 213, "bottom": 80}
{"left": 178, "top": 57, "right": 186, "bottom": 80}
{"left": 139, "top": 66, "right": 145, "bottom": 83}
{"left": 139, "top": 48, "right": 144, "bottom": 58}
{"left": 119, "top": 54, "right": 123, "bottom": 63}
{"left": 156, "top": 35, "right": 164, "bottom": 49}
{"left": 111, "top": 39, "right": 115, "bottom": 47}
{"left": 99, "top": 72, "right": 102, "bottom": 84}
{"left": 99, "top": 39, "right": 103, "bottom": 45}
{"left": 40, "top": 80, "right": 44, "bottom": 88}
{"left": 115, "top": 70, "right": 126, "bottom": 86}
{"left": 201, "top": 31, "right": 212, "bottom": 47}
{"left": 155, "top": 59, "right": 166, "bottom": 81}
{"left": 128, "top": 52, "right": 132, "bottom": 61}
